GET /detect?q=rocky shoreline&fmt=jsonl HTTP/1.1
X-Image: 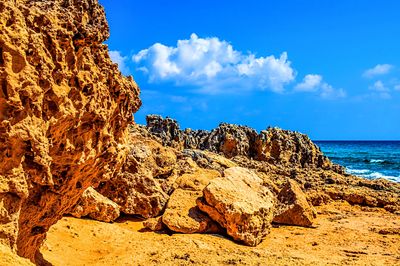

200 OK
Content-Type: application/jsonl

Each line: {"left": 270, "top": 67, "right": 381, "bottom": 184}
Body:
{"left": 0, "top": 0, "right": 399, "bottom": 265}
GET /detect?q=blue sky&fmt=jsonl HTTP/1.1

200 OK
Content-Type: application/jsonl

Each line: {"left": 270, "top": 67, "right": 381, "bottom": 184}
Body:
{"left": 99, "top": 0, "right": 400, "bottom": 140}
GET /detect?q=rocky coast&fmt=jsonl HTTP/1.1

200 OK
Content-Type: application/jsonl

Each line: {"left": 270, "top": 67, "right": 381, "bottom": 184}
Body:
{"left": 0, "top": 0, "right": 399, "bottom": 265}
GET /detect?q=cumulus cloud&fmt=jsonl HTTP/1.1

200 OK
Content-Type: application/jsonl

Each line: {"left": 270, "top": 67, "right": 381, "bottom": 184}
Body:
{"left": 363, "top": 64, "right": 393, "bottom": 78}
{"left": 295, "top": 74, "right": 346, "bottom": 99}
{"left": 109, "top": 50, "right": 130, "bottom": 75}
{"left": 133, "top": 33, "right": 295, "bottom": 94}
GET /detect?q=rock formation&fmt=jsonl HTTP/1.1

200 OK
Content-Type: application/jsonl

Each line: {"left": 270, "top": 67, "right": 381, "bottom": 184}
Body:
{"left": 145, "top": 115, "right": 336, "bottom": 170}
{"left": 97, "top": 134, "right": 177, "bottom": 218}
{"left": 68, "top": 187, "right": 120, "bottom": 223}
{"left": 0, "top": 0, "right": 140, "bottom": 262}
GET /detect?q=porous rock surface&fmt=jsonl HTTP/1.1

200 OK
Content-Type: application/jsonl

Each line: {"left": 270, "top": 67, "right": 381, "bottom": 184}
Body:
{"left": 97, "top": 134, "right": 177, "bottom": 218}
{"left": 273, "top": 179, "right": 316, "bottom": 227}
{"left": 0, "top": 0, "right": 140, "bottom": 262}
{"left": 68, "top": 187, "right": 120, "bottom": 223}
{"left": 197, "top": 167, "right": 275, "bottom": 246}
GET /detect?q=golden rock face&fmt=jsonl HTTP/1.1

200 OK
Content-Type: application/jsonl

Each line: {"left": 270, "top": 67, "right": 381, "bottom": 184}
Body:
{"left": 0, "top": 0, "right": 140, "bottom": 262}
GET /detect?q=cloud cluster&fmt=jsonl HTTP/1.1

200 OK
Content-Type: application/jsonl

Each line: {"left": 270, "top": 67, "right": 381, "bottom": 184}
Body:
{"left": 363, "top": 64, "right": 393, "bottom": 78}
{"left": 133, "top": 33, "right": 295, "bottom": 93}
{"left": 362, "top": 64, "right": 399, "bottom": 99}
{"left": 295, "top": 74, "right": 346, "bottom": 99}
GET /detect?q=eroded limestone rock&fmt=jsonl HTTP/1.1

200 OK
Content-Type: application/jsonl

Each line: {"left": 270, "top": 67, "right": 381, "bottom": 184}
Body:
{"left": 0, "top": 0, "right": 140, "bottom": 261}
{"left": 97, "top": 136, "right": 177, "bottom": 218}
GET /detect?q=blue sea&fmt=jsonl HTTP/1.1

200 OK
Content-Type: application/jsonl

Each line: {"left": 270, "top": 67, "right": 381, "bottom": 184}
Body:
{"left": 315, "top": 141, "right": 400, "bottom": 183}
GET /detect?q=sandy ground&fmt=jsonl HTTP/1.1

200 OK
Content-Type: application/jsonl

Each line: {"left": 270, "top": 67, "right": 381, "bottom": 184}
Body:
{"left": 41, "top": 201, "right": 400, "bottom": 266}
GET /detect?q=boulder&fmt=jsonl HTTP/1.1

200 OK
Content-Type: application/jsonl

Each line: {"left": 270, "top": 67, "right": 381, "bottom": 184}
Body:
{"left": 68, "top": 187, "right": 120, "bottom": 223}
{"left": 162, "top": 189, "right": 220, "bottom": 234}
{"left": 197, "top": 167, "right": 275, "bottom": 246}
{"left": 273, "top": 179, "right": 316, "bottom": 227}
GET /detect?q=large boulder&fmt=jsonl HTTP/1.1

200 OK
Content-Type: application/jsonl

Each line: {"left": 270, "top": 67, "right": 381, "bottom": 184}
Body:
{"left": 68, "top": 187, "right": 120, "bottom": 223}
{"left": 162, "top": 189, "right": 220, "bottom": 234}
{"left": 273, "top": 179, "right": 316, "bottom": 227}
{"left": 197, "top": 167, "right": 275, "bottom": 246}
{"left": 0, "top": 0, "right": 140, "bottom": 262}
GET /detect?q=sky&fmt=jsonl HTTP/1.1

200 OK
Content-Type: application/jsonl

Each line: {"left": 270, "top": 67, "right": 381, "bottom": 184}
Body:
{"left": 99, "top": 0, "right": 400, "bottom": 140}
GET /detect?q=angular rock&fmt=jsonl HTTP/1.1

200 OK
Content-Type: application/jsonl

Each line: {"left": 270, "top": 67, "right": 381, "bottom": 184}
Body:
{"left": 197, "top": 167, "right": 275, "bottom": 246}
{"left": 0, "top": 0, "right": 140, "bottom": 261}
{"left": 162, "top": 189, "right": 220, "bottom": 234}
{"left": 143, "top": 216, "right": 165, "bottom": 231}
{"left": 97, "top": 137, "right": 177, "bottom": 218}
{"left": 68, "top": 187, "right": 120, "bottom": 223}
{"left": 273, "top": 179, "right": 316, "bottom": 227}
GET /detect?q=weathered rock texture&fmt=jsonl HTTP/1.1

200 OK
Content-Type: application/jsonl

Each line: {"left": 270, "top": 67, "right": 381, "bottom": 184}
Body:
{"left": 273, "top": 179, "right": 316, "bottom": 227}
{"left": 0, "top": 0, "right": 140, "bottom": 262}
{"left": 145, "top": 115, "right": 335, "bottom": 170}
{"left": 142, "top": 115, "right": 400, "bottom": 213}
{"left": 197, "top": 167, "right": 275, "bottom": 246}
{"left": 68, "top": 187, "right": 120, "bottom": 223}
{"left": 97, "top": 134, "right": 177, "bottom": 218}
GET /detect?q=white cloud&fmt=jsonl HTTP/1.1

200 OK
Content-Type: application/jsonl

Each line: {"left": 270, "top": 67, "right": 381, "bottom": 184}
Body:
{"left": 368, "top": 80, "right": 391, "bottom": 99}
{"left": 363, "top": 64, "right": 393, "bottom": 78}
{"left": 294, "top": 74, "right": 323, "bottom": 92}
{"left": 109, "top": 50, "right": 130, "bottom": 75}
{"left": 370, "top": 80, "right": 389, "bottom": 92}
{"left": 394, "top": 84, "right": 400, "bottom": 91}
{"left": 295, "top": 74, "right": 346, "bottom": 99}
{"left": 133, "top": 33, "right": 295, "bottom": 94}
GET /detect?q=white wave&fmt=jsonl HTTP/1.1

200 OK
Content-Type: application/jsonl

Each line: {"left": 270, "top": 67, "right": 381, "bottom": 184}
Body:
{"left": 346, "top": 168, "right": 400, "bottom": 182}
{"left": 346, "top": 168, "right": 370, "bottom": 174}
{"left": 370, "top": 159, "right": 384, "bottom": 163}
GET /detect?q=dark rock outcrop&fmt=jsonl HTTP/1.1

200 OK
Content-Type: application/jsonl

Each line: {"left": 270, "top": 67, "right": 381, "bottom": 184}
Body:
{"left": 145, "top": 115, "right": 336, "bottom": 170}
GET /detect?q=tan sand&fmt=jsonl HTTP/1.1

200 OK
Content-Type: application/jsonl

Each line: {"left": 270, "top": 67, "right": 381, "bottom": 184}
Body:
{"left": 42, "top": 201, "right": 400, "bottom": 265}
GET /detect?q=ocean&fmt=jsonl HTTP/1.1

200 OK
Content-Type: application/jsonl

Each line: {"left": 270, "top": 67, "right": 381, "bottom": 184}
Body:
{"left": 315, "top": 141, "right": 400, "bottom": 183}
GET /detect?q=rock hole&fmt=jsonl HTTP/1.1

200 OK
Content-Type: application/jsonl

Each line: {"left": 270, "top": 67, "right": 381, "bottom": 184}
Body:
{"left": 1, "top": 79, "right": 8, "bottom": 99}
{"left": 76, "top": 182, "right": 82, "bottom": 189}
{"left": 31, "top": 226, "right": 45, "bottom": 236}
{"left": 0, "top": 47, "right": 4, "bottom": 66}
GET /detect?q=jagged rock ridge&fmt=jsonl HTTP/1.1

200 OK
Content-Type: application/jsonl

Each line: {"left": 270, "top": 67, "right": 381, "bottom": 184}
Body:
{"left": 0, "top": 0, "right": 140, "bottom": 262}
{"left": 145, "top": 115, "right": 338, "bottom": 170}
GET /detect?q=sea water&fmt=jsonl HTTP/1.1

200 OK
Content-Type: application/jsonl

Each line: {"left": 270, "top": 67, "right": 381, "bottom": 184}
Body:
{"left": 315, "top": 141, "right": 400, "bottom": 183}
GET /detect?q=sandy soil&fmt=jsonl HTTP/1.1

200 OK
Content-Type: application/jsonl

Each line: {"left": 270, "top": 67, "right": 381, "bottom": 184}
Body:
{"left": 41, "top": 201, "right": 400, "bottom": 266}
